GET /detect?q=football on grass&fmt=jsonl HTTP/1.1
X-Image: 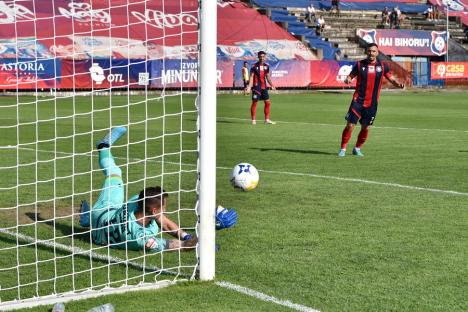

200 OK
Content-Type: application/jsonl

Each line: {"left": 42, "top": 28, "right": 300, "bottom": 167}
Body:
{"left": 230, "top": 163, "right": 259, "bottom": 191}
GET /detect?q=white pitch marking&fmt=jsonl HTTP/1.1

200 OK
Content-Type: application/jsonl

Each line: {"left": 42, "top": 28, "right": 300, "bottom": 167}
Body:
{"left": 215, "top": 281, "right": 320, "bottom": 312}
{"left": 218, "top": 116, "right": 468, "bottom": 133}
{"left": 14, "top": 147, "right": 468, "bottom": 197}
{"left": 0, "top": 227, "right": 319, "bottom": 312}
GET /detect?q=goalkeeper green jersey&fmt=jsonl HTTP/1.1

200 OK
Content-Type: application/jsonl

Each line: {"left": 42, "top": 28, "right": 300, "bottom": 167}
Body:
{"left": 92, "top": 194, "right": 168, "bottom": 252}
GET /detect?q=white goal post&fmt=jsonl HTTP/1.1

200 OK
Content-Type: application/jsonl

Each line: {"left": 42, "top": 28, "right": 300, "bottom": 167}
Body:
{"left": 0, "top": 0, "right": 216, "bottom": 309}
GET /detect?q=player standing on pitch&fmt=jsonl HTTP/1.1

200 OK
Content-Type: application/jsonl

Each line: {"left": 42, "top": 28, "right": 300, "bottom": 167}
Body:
{"left": 338, "top": 43, "right": 404, "bottom": 157}
{"left": 246, "top": 51, "right": 276, "bottom": 125}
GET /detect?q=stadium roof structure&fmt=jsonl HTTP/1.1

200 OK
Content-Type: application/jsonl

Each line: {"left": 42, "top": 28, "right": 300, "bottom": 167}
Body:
{"left": 0, "top": 0, "right": 317, "bottom": 60}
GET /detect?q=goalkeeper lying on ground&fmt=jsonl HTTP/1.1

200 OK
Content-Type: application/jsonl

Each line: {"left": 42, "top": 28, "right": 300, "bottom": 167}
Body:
{"left": 79, "top": 126, "right": 237, "bottom": 252}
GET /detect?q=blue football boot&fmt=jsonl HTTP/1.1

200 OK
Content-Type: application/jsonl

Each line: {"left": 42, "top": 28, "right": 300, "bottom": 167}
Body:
{"left": 79, "top": 200, "right": 90, "bottom": 227}
{"left": 96, "top": 126, "right": 127, "bottom": 149}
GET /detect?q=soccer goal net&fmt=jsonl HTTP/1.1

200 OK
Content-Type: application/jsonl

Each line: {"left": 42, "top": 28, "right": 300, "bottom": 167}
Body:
{"left": 0, "top": 0, "right": 216, "bottom": 309}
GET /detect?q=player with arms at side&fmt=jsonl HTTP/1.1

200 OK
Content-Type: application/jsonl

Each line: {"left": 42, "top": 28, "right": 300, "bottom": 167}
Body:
{"left": 339, "top": 43, "right": 404, "bottom": 157}
{"left": 246, "top": 51, "right": 276, "bottom": 125}
{"left": 241, "top": 61, "right": 250, "bottom": 96}
{"left": 80, "top": 127, "right": 237, "bottom": 253}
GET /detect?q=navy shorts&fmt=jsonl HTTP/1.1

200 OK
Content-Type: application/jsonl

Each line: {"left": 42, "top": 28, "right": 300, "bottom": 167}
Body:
{"left": 345, "top": 101, "right": 377, "bottom": 126}
{"left": 252, "top": 88, "right": 269, "bottom": 101}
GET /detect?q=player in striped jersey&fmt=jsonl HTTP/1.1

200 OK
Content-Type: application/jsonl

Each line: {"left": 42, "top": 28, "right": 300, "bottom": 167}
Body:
{"left": 339, "top": 43, "right": 404, "bottom": 157}
{"left": 246, "top": 51, "right": 276, "bottom": 125}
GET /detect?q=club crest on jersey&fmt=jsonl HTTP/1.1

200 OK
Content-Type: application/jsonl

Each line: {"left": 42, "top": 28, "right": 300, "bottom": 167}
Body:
{"left": 357, "top": 29, "right": 377, "bottom": 44}
{"left": 430, "top": 31, "right": 447, "bottom": 56}
{"left": 376, "top": 66, "right": 382, "bottom": 72}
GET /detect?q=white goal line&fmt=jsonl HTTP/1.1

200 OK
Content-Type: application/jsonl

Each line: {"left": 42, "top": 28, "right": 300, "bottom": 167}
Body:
{"left": 0, "top": 229, "right": 319, "bottom": 312}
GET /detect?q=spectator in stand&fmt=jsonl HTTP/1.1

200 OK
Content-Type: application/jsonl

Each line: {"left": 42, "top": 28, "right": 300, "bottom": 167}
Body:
{"left": 306, "top": 4, "right": 316, "bottom": 24}
{"left": 381, "top": 7, "right": 390, "bottom": 27}
{"left": 316, "top": 15, "right": 326, "bottom": 34}
{"left": 433, "top": 5, "right": 440, "bottom": 20}
{"left": 390, "top": 6, "right": 401, "bottom": 29}
{"left": 426, "top": 5, "right": 434, "bottom": 21}
{"left": 331, "top": 0, "right": 340, "bottom": 17}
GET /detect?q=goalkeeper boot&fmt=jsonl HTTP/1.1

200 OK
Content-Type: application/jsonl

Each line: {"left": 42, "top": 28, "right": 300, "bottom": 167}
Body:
{"left": 352, "top": 147, "right": 364, "bottom": 157}
{"left": 96, "top": 126, "right": 127, "bottom": 149}
{"left": 338, "top": 149, "right": 346, "bottom": 157}
{"left": 79, "top": 200, "right": 90, "bottom": 227}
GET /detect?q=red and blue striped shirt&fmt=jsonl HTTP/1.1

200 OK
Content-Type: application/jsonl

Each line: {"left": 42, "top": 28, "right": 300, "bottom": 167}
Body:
{"left": 350, "top": 59, "right": 392, "bottom": 108}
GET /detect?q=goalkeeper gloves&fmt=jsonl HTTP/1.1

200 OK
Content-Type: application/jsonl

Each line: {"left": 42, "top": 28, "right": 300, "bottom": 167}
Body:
{"left": 182, "top": 233, "right": 193, "bottom": 241}
{"left": 216, "top": 205, "right": 238, "bottom": 230}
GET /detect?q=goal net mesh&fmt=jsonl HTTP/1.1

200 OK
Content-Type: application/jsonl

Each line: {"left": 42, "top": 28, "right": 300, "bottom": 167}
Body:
{"left": 0, "top": 0, "right": 201, "bottom": 306}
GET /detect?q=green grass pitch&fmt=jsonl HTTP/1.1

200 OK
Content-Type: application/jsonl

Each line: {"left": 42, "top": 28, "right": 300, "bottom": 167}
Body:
{"left": 1, "top": 91, "right": 467, "bottom": 311}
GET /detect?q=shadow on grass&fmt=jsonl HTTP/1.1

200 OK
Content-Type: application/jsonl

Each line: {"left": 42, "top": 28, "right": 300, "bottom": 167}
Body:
{"left": 251, "top": 147, "right": 335, "bottom": 155}
{"left": 459, "top": 150, "right": 468, "bottom": 153}
{"left": 25, "top": 212, "right": 91, "bottom": 244}
{"left": 0, "top": 213, "right": 183, "bottom": 278}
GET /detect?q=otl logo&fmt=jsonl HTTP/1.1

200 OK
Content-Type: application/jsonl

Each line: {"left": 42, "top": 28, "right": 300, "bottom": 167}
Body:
{"left": 89, "top": 63, "right": 125, "bottom": 85}
{"left": 89, "top": 63, "right": 105, "bottom": 84}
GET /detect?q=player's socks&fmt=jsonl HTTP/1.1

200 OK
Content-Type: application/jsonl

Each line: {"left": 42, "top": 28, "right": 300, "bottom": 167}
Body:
{"left": 79, "top": 200, "right": 90, "bottom": 227}
{"left": 264, "top": 100, "right": 271, "bottom": 120}
{"left": 338, "top": 149, "right": 346, "bottom": 157}
{"left": 250, "top": 100, "right": 258, "bottom": 121}
{"left": 356, "top": 126, "right": 369, "bottom": 148}
{"left": 96, "top": 126, "right": 127, "bottom": 150}
{"left": 352, "top": 147, "right": 364, "bottom": 156}
{"left": 341, "top": 127, "right": 353, "bottom": 149}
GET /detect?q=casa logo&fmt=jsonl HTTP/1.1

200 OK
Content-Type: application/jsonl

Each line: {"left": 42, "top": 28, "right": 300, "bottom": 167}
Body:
{"left": 357, "top": 29, "right": 377, "bottom": 44}
{"left": 430, "top": 31, "right": 447, "bottom": 56}
{"left": 435, "top": 63, "right": 465, "bottom": 78}
{"left": 436, "top": 64, "right": 446, "bottom": 77}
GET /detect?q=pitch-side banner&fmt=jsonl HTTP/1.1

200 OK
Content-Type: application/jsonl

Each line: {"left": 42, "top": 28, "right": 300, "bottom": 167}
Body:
{"left": 150, "top": 60, "right": 233, "bottom": 88}
{"left": 0, "top": 1, "right": 315, "bottom": 60}
{"left": 233, "top": 60, "right": 311, "bottom": 88}
{"left": 431, "top": 62, "right": 468, "bottom": 79}
{"left": 0, "top": 58, "right": 60, "bottom": 89}
{"left": 61, "top": 59, "right": 150, "bottom": 89}
{"left": 357, "top": 29, "right": 447, "bottom": 56}
{"left": 310, "top": 61, "right": 356, "bottom": 87}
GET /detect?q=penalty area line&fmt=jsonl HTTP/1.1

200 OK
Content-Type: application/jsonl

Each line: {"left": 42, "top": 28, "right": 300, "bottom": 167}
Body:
{"left": 218, "top": 116, "right": 468, "bottom": 133}
{"left": 17, "top": 147, "right": 467, "bottom": 196}
{"left": 256, "top": 168, "right": 468, "bottom": 197}
{"left": 216, "top": 281, "right": 320, "bottom": 312}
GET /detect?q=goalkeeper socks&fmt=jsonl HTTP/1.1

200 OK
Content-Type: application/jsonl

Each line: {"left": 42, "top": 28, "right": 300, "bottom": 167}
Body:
{"left": 341, "top": 126, "right": 353, "bottom": 149}
{"left": 250, "top": 100, "right": 258, "bottom": 121}
{"left": 99, "top": 149, "right": 122, "bottom": 177}
{"left": 356, "top": 126, "right": 369, "bottom": 148}
{"left": 264, "top": 100, "right": 271, "bottom": 120}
